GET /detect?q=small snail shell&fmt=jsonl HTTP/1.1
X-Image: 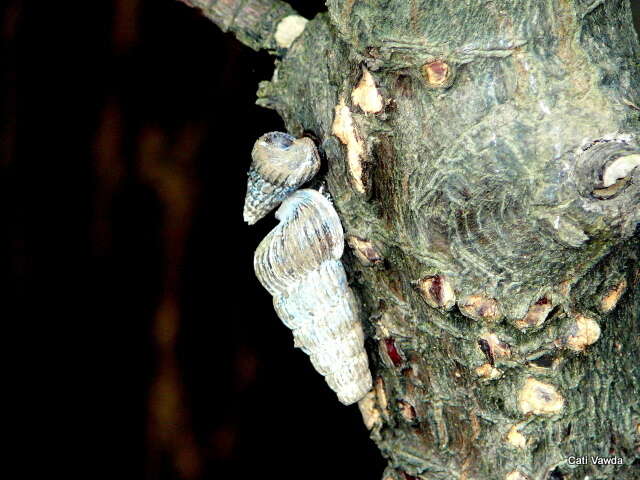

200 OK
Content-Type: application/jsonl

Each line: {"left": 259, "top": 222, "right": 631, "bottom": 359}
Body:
{"left": 254, "top": 189, "right": 372, "bottom": 405}
{"left": 243, "top": 132, "right": 320, "bottom": 225}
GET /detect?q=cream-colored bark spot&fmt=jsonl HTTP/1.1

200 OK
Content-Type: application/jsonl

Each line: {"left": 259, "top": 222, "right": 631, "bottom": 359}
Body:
{"left": 516, "top": 298, "right": 553, "bottom": 329}
{"left": 332, "top": 100, "right": 366, "bottom": 193}
{"left": 421, "top": 60, "right": 453, "bottom": 88}
{"left": 506, "top": 425, "right": 527, "bottom": 449}
{"left": 357, "top": 390, "right": 381, "bottom": 430}
{"left": 347, "top": 236, "right": 383, "bottom": 266}
{"left": 565, "top": 315, "right": 601, "bottom": 351}
{"left": 601, "top": 279, "right": 627, "bottom": 313}
{"left": 374, "top": 376, "right": 389, "bottom": 415}
{"left": 351, "top": 68, "right": 383, "bottom": 114}
{"left": 475, "top": 363, "right": 502, "bottom": 380}
{"left": 518, "top": 378, "right": 564, "bottom": 415}
{"left": 398, "top": 400, "right": 416, "bottom": 421}
{"left": 459, "top": 295, "right": 502, "bottom": 322}
{"left": 416, "top": 275, "right": 456, "bottom": 310}
{"left": 274, "top": 15, "right": 308, "bottom": 48}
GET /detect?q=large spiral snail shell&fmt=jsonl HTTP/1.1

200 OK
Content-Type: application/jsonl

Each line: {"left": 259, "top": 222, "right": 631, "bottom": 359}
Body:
{"left": 243, "top": 132, "right": 320, "bottom": 225}
{"left": 253, "top": 189, "right": 372, "bottom": 405}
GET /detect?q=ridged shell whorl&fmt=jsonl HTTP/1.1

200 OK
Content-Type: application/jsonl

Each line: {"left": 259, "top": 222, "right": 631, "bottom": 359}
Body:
{"left": 243, "top": 132, "right": 320, "bottom": 225}
{"left": 253, "top": 189, "right": 372, "bottom": 405}
{"left": 254, "top": 190, "right": 344, "bottom": 295}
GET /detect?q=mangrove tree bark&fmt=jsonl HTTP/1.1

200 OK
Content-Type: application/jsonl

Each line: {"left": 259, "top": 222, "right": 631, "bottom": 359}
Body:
{"left": 177, "top": 1, "right": 640, "bottom": 479}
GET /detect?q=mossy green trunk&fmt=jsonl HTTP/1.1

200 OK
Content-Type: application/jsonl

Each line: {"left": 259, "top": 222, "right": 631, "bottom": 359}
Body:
{"left": 184, "top": 1, "right": 640, "bottom": 478}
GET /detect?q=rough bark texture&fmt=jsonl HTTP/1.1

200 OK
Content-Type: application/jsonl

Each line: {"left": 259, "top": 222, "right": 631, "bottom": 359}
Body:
{"left": 181, "top": 1, "right": 640, "bottom": 479}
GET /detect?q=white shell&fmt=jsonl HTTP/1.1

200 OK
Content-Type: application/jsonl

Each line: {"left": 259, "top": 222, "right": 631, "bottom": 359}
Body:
{"left": 243, "top": 132, "right": 320, "bottom": 225}
{"left": 254, "top": 189, "right": 372, "bottom": 405}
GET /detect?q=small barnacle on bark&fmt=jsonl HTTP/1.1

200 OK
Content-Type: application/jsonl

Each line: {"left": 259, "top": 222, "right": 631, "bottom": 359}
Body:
{"left": 505, "top": 425, "right": 527, "bottom": 449}
{"left": 478, "top": 333, "right": 511, "bottom": 365}
{"left": 475, "top": 363, "right": 502, "bottom": 380}
{"left": 243, "top": 132, "right": 320, "bottom": 224}
{"left": 358, "top": 390, "right": 382, "bottom": 430}
{"left": 347, "top": 235, "right": 384, "bottom": 266}
{"left": 458, "top": 295, "right": 502, "bottom": 322}
{"left": 274, "top": 15, "right": 308, "bottom": 49}
{"left": 352, "top": 67, "right": 383, "bottom": 114}
{"left": 421, "top": 60, "right": 455, "bottom": 89}
{"left": 518, "top": 378, "right": 564, "bottom": 415}
{"left": 560, "top": 314, "right": 601, "bottom": 352}
{"left": 516, "top": 297, "right": 554, "bottom": 329}
{"left": 332, "top": 99, "right": 367, "bottom": 194}
{"left": 505, "top": 471, "right": 529, "bottom": 480}
{"left": 397, "top": 400, "right": 417, "bottom": 422}
{"left": 415, "top": 275, "right": 456, "bottom": 310}
{"left": 600, "top": 279, "right": 627, "bottom": 313}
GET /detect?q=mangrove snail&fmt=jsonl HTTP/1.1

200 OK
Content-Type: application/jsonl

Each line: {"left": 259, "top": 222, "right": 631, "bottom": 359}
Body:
{"left": 243, "top": 131, "right": 320, "bottom": 225}
{"left": 252, "top": 188, "right": 372, "bottom": 405}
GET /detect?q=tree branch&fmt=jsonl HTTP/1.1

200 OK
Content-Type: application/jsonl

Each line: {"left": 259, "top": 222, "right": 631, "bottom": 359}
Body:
{"left": 178, "top": 0, "right": 304, "bottom": 52}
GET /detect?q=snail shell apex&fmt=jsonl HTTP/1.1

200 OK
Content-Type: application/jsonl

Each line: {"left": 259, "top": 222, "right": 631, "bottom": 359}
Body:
{"left": 243, "top": 132, "right": 320, "bottom": 225}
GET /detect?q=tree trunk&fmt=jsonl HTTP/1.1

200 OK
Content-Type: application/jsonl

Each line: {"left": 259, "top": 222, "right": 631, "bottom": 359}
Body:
{"left": 179, "top": 1, "right": 640, "bottom": 479}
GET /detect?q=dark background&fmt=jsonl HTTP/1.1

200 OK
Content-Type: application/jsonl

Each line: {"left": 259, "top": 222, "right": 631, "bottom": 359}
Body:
{"left": 6, "top": 1, "right": 640, "bottom": 479}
